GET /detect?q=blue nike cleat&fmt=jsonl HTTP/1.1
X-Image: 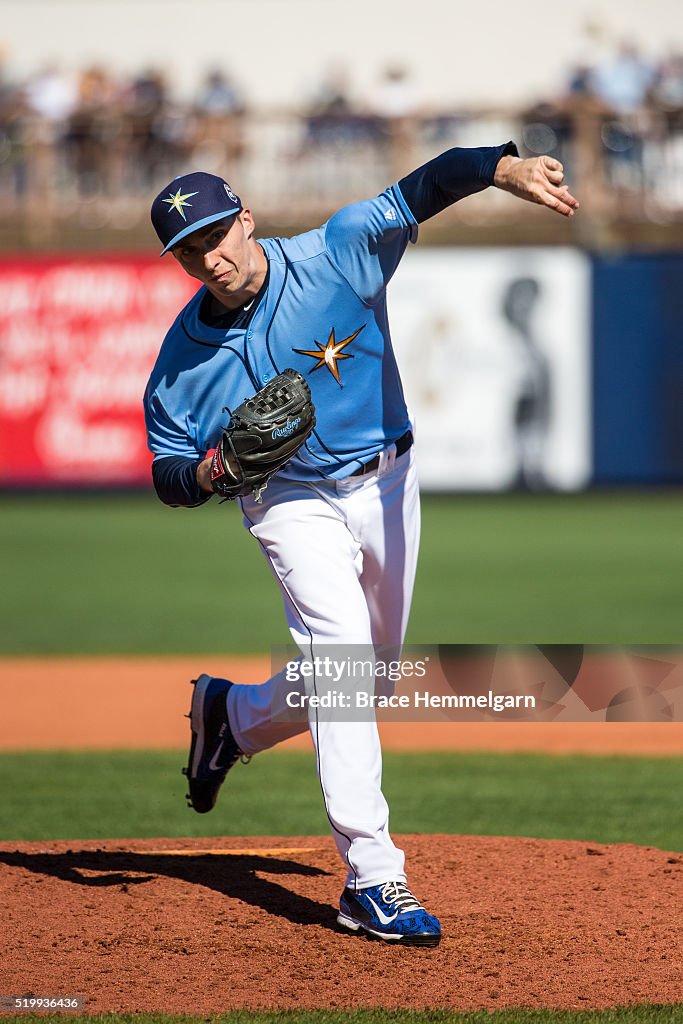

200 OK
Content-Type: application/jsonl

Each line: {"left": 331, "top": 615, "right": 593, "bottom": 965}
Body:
{"left": 183, "top": 674, "right": 246, "bottom": 813}
{"left": 337, "top": 880, "right": 442, "bottom": 946}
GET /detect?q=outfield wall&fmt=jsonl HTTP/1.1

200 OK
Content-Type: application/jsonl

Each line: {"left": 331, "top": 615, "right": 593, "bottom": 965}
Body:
{"left": 0, "top": 249, "right": 680, "bottom": 489}
{"left": 593, "top": 251, "right": 683, "bottom": 485}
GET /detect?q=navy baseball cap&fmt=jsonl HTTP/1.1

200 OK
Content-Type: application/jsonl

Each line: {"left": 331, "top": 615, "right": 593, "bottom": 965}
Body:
{"left": 151, "top": 171, "right": 242, "bottom": 255}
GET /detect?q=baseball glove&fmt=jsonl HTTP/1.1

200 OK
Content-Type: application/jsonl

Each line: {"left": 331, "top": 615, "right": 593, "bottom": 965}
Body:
{"left": 210, "top": 368, "right": 316, "bottom": 502}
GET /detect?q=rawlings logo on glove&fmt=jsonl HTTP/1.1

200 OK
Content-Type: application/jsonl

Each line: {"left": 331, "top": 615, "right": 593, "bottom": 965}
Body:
{"left": 210, "top": 369, "right": 316, "bottom": 502}
{"left": 272, "top": 417, "right": 302, "bottom": 440}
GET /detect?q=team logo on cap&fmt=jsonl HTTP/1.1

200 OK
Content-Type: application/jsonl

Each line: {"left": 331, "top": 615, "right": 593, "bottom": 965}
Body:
{"left": 293, "top": 324, "right": 365, "bottom": 386}
{"left": 224, "top": 184, "right": 239, "bottom": 203}
{"left": 162, "top": 187, "right": 199, "bottom": 221}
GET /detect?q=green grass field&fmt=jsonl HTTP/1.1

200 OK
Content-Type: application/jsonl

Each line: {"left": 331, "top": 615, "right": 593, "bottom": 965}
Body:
{"left": 3, "top": 1009, "right": 683, "bottom": 1024}
{"left": 1, "top": 750, "right": 681, "bottom": 850}
{"left": 0, "top": 491, "right": 681, "bottom": 653}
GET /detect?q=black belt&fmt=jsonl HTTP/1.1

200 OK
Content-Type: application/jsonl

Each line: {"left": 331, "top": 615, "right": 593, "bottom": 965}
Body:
{"left": 351, "top": 430, "right": 414, "bottom": 477}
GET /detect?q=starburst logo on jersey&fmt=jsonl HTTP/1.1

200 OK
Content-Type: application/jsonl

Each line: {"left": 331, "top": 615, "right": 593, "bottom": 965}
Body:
{"left": 294, "top": 325, "right": 365, "bottom": 386}
{"left": 162, "top": 187, "right": 199, "bottom": 221}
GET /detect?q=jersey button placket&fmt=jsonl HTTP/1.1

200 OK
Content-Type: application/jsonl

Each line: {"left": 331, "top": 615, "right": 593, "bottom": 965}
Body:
{"left": 244, "top": 326, "right": 262, "bottom": 392}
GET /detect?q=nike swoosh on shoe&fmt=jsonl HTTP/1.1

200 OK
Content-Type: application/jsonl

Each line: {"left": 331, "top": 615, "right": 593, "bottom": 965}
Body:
{"left": 208, "top": 740, "right": 226, "bottom": 771}
{"left": 366, "top": 895, "right": 398, "bottom": 925}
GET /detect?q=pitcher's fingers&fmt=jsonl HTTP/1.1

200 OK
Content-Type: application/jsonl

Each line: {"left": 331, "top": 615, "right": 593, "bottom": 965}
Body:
{"left": 540, "top": 189, "right": 576, "bottom": 216}
{"left": 548, "top": 183, "right": 580, "bottom": 209}
{"left": 559, "top": 185, "right": 580, "bottom": 209}
{"left": 541, "top": 155, "right": 563, "bottom": 174}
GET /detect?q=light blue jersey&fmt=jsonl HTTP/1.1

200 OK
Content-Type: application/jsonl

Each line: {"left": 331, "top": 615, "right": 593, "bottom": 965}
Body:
{"left": 144, "top": 184, "right": 417, "bottom": 480}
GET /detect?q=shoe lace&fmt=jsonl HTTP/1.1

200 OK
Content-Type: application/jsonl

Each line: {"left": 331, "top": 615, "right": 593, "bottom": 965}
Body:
{"left": 380, "top": 881, "right": 424, "bottom": 913}
{"left": 221, "top": 750, "right": 251, "bottom": 771}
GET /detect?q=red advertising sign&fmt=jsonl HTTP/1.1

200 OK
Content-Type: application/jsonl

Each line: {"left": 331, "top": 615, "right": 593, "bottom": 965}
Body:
{"left": 0, "top": 256, "right": 198, "bottom": 485}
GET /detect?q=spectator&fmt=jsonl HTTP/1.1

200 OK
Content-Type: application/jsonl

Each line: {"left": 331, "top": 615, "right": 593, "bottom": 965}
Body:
{"left": 0, "top": 73, "right": 30, "bottom": 198}
{"left": 652, "top": 52, "right": 683, "bottom": 129}
{"left": 65, "top": 66, "right": 118, "bottom": 195}
{"left": 124, "top": 68, "right": 171, "bottom": 187}
{"left": 369, "top": 65, "right": 421, "bottom": 177}
{"left": 370, "top": 65, "right": 419, "bottom": 120}
{"left": 308, "top": 67, "right": 353, "bottom": 120}
{"left": 304, "top": 67, "right": 363, "bottom": 146}
{"left": 196, "top": 70, "right": 244, "bottom": 117}
{"left": 193, "top": 69, "right": 246, "bottom": 174}
{"left": 23, "top": 63, "right": 76, "bottom": 195}
{"left": 589, "top": 41, "right": 655, "bottom": 115}
{"left": 25, "top": 63, "right": 77, "bottom": 127}
{"left": 298, "top": 68, "right": 376, "bottom": 199}
{"left": 567, "top": 63, "right": 593, "bottom": 99}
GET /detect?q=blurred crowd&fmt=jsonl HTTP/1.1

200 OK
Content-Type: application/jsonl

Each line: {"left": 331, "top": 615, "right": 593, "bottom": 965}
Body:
{"left": 0, "top": 63, "right": 247, "bottom": 198}
{"left": 0, "top": 40, "right": 682, "bottom": 226}
{"left": 520, "top": 41, "right": 683, "bottom": 201}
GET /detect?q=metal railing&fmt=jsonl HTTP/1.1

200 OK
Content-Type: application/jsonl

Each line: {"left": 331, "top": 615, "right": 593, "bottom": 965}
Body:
{"left": 1, "top": 102, "right": 682, "bottom": 244}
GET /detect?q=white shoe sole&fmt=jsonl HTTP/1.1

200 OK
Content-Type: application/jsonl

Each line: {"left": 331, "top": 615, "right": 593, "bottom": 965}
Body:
{"left": 337, "top": 912, "right": 403, "bottom": 941}
{"left": 190, "top": 673, "right": 212, "bottom": 778}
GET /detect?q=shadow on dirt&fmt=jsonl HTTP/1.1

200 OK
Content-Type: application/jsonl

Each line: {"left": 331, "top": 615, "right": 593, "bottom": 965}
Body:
{"left": 0, "top": 848, "right": 336, "bottom": 929}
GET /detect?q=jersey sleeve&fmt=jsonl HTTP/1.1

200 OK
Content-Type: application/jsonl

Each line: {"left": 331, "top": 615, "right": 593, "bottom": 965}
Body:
{"left": 151, "top": 454, "right": 210, "bottom": 507}
{"left": 324, "top": 186, "right": 418, "bottom": 305}
{"left": 398, "top": 142, "right": 519, "bottom": 223}
{"left": 144, "top": 386, "right": 202, "bottom": 460}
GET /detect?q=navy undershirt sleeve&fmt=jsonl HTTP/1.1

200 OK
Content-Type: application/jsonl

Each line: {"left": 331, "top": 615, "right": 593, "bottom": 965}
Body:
{"left": 398, "top": 141, "right": 519, "bottom": 224}
{"left": 152, "top": 455, "right": 211, "bottom": 508}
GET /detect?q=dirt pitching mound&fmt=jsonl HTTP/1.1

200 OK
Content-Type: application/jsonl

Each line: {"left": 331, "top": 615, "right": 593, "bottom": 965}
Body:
{"left": 1, "top": 834, "right": 680, "bottom": 1015}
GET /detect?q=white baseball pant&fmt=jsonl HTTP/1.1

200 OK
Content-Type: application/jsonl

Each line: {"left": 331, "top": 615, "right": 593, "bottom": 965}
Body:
{"left": 228, "top": 444, "right": 420, "bottom": 888}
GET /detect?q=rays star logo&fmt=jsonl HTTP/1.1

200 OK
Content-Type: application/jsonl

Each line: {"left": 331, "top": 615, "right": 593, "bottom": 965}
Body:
{"left": 162, "top": 187, "right": 199, "bottom": 220}
{"left": 293, "top": 325, "right": 365, "bottom": 386}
